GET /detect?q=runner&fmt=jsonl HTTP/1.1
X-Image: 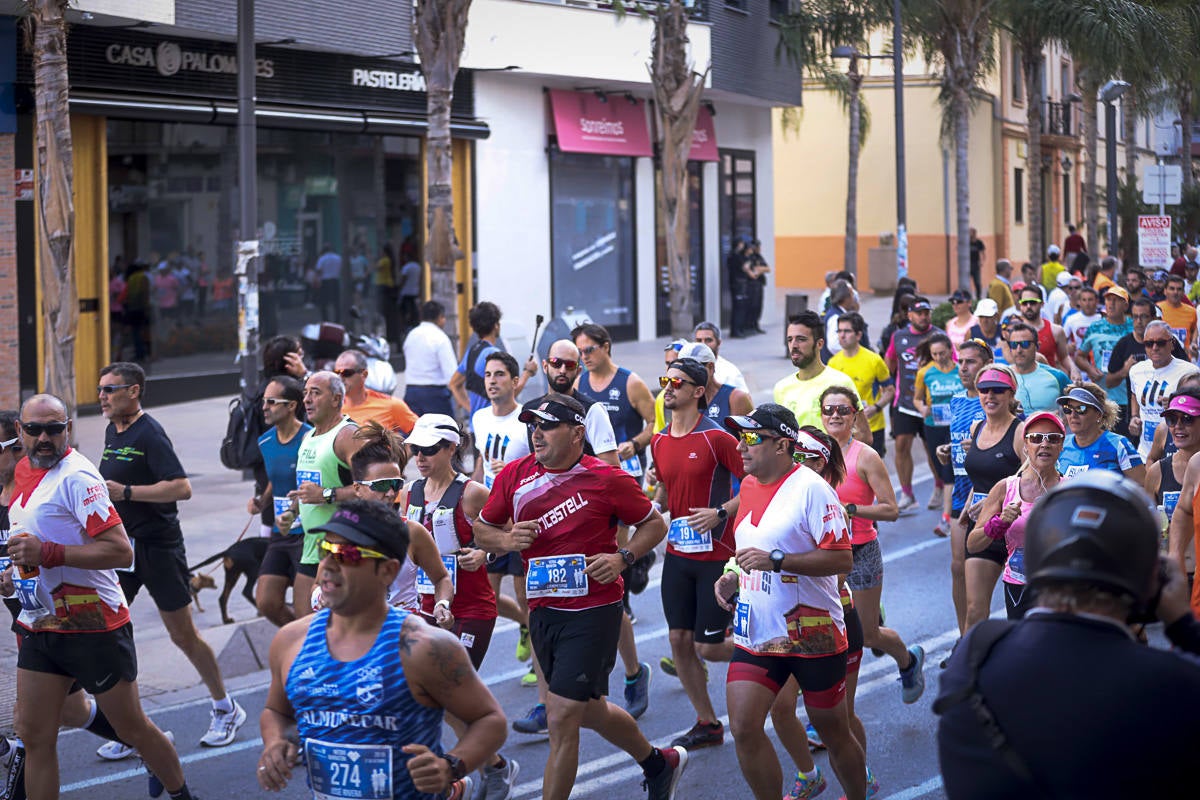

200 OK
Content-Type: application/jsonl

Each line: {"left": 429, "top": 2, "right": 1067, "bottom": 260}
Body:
{"left": 256, "top": 500, "right": 507, "bottom": 800}
{"left": 693, "top": 322, "right": 748, "bottom": 391}
{"left": 336, "top": 348, "right": 417, "bottom": 435}
{"left": 1146, "top": 389, "right": 1200, "bottom": 562}
{"left": 8, "top": 394, "right": 196, "bottom": 800}
{"left": 650, "top": 358, "right": 744, "bottom": 752}
{"left": 1056, "top": 382, "right": 1143, "bottom": 481}
{"left": 1005, "top": 322, "right": 1070, "bottom": 414}
{"left": 247, "top": 376, "right": 312, "bottom": 627}
{"left": 1076, "top": 286, "right": 1132, "bottom": 437}
{"left": 942, "top": 340, "right": 990, "bottom": 577}
{"left": 290, "top": 371, "right": 363, "bottom": 617}
{"left": 473, "top": 394, "right": 686, "bottom": 800}
{"left": 884, "top": 297, "right": 944, "bottom": 512}
{"left": 471, "top": 351, "right": 534, "bottom": 670}
{"left": 1129, "top": 320, "right": 1200, "bottom": 461}
{"left": 1014, "top": 285, "right": 1074, "bottom": 375}
{"left": 775, "top": 311, "right": 868, "bottom": 434}
{"left": 714, "top": 405, "right": 867, "bottom": 800}
{"left": 677, "top": 342, "right": 753, "bottom": 423}
{"left": 912, "top": 333, "right": 962, "bottom": 537}
{"left": 828, "top": 311, "right": 895, "bottom": 457}
{"left": 818, "top": 387, "right": 925, "bottom": 705}
{"left": 96, "top": 362, "right": 245, "bottom": 754}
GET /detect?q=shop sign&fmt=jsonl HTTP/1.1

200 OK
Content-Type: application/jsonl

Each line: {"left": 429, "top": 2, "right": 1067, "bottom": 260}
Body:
{"left": 549, "top": 89, "right": 652, "bottom": 158}
{"left": 689, "top": 105, "right": 719, "bottom": 162}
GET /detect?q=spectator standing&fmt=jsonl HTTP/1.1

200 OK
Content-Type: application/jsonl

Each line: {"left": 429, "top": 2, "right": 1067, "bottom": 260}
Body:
{"left": 968, "top": 228, "right": 985, "bottom": 299}
{"left": 1063, "top": 224, "right": 1087, "bottom": 266}
{"left": 398, "top": 251, "right": 423, "bottom": 337}
{"left": 986, "top": 260, "right": 1015, "bottom": 314}
{"left": 315, "top": 244, "right": 343, "bottom": 322}
{"left": 403, "top": 300, "right": 460, "bottom": 418}
{"left": 744, "top": 239, "right": 770, "bottom": 336}
{"left": 727, "top": 237, "right": 751, "bottom": 338}
{"left": 944, "top": 291, "right": 977, "bottom": 348}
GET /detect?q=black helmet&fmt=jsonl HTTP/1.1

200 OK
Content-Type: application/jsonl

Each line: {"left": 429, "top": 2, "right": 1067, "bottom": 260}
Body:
{"left": 1025, "top": 471, "right": 1159, "bottom": 603}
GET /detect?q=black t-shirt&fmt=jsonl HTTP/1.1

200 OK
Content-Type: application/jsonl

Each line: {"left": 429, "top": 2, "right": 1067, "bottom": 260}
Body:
{"left": 970, "top": 239, "right": 985, "bottom": 270}
{"left": 99, "top": 413, "right": 187, "bottom": 541}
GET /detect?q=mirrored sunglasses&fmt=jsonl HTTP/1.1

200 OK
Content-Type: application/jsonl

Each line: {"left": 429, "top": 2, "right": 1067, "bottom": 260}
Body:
{"left": 319, "top": 540, "right": 390, "bottom": 565}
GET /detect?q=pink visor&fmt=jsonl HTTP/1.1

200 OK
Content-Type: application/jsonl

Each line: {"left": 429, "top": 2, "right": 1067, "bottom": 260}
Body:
{"left": 1166, "top": 394, "right": 1200, "bottom": 418}
{"left": 976, "top": 368, "right": 1016, "bottom": 391}
{"left": 1024, "top": 410, "right": 1066, "bottom": 434}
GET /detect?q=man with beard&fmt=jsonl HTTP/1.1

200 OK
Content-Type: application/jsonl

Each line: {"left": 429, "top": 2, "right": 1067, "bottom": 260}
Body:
{"left": 884, "top": 298, "right": 944, "bottom": 512}
{"left": 1129, "top": 320, "right": 1200, "bottom": 461}
{"left": 1015, "top": 285, "right": 1073, "bottom": 375}
{"left": 774, "top": 310, "right": 868, "bottom": 436}
{"left": 1005, "top": 322, "right": 1071, "bottom": 414}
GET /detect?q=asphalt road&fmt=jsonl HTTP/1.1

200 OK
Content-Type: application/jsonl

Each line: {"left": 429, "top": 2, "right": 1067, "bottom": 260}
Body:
{"left": 56, "top": 495, "right": 967, "bottom": 800}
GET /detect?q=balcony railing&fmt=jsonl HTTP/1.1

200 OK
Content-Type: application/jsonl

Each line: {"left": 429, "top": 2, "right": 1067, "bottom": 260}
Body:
{"left": 1043, "top": 100, "right": 1076, "bottom": 138}
{"left": 534, "top": 0, "right": 709, "bottom": 19}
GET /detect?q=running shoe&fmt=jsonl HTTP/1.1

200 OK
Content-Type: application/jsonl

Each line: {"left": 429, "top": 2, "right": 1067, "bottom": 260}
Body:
{"left": 511, "top": 704, "right": 548, "bottom": 735}
{"left": 900, "top": 645, "right": 926, "bottom": 704}
{"left": 805, "top": 722, "right": 826, "bottom": 751}
{"left": 927, "top": 490, "right": 942, "bottom": 510}
{"left": 669, "top": 720, "right": 723, "bottom": 750}
{"left": 933, "top": 520, "right": 950, "bottom": 538}
{"left": 143, "top": 730, "right": 175, "bottom": 798}
{"left": 0, "top": 738, "right": 18, "bottom": 773}
{"left": 200, "top": 700, "right": 247, "bottom": 747}
{"left": 642, "top": 746, "right": 688, "bottom": 800}
{"left": 446, "top": 777, "right": 474, "bottom": 800}
{"left": 477, "top": 756, "right": 519, "bottom": 800}
{"left": 866, "top": 766, "right": 880, "bottom": 798}
{"left": 97, "top": 739, "right": 135, "bottom": 761}
{"left": 515, "top": 625, "right": 531, "bottom": 662}
{"left": 784, "top": 766, "right": 826, "bottom": 800}
{"left": 659, "top": 656, "right": 708, "bottom": 681}
{"left": 940, "top": 638, "right": 960, "bottom": 669}
{"left": 896, "top": 493, "right": 916, "bottom": 513}
{"left": 624, "top": 662, "right": 652, "bottom": 720}
{"left": 520, "top": 665, "right": 538, "bottom": 687}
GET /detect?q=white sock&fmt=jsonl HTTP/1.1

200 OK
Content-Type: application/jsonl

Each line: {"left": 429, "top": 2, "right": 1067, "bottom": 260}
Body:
{"left": 212, "top": 696, "right": 234, "bottom": 714}
{"left": 83, "top": 699, "right": 98, "bottom": 728}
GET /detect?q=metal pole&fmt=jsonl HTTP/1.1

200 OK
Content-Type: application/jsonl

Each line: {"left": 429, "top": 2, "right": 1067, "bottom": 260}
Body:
{"left": 236, "top": 0, "right": 259, "bottom": 397}
{"left": 893, "top": 0, "right": 907, "bottom": 281}
{"left": 1105, "top": 101, "right": 1119, "bottom": 259}
{"left": 1158, "top": 157, "right": 1165, "bottom": 217}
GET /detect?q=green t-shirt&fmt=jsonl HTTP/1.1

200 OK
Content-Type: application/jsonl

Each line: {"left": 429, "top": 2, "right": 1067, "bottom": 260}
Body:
{"left": 296, "top": 416, "right": 356, "bottom": 565}
{"left": 773, "top": 365, "right": 862, "bottom": 431}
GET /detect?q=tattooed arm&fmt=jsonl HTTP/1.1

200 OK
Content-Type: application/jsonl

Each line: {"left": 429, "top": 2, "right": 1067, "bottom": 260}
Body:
{"left": 399, "top": 615, "right": 507, "bottom": 785}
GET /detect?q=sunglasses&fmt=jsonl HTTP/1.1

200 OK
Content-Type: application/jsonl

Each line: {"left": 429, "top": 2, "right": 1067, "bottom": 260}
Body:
{"left": 319, "top": 539, "right": 390, "bottom": 565}
{"left": 737, "top": 431, "right": 780, "bottom": 446}
{"left": 527, "top": 420, "right": 564, "bottom": 432}
{"left": 546, "top": 357, "right": 578, "bottom": 370}
{"left": 1009, "top": 340, "right": 1036, "bottom": 350}
{"left": 821, "top": 404, "right": 856, "bottom": 417}
{"left": 0, "top": 437, "right": 22, "bottom": 453}
{"left": 1143, "top": 338, "right": 1173, "bottom": 349}
{"left": 978, "top": 386, "right": 1011, "bottom": 395}
{"left": 335, "top": 368, "right": 362, "bottom": 378}
{"left": 97, "top": 383, "right": 134, "bottom": 395}
{"left": 1059, "top": 402, "right": 1094, "bottom": 416}
{"left": 659, "top": 376, "right": 695, "bottom": 390}
{"left": 264, "top": 397, "right": 295, "bottom": 406}
{"left": 1024, "top": 432, "right": 1064, "bottom": 445}
{"left": 408, "top": 442, "right": 447, "bottom": 457}
{"left": 21, "top": 421, "right": 68, "bottom": 437}
{"left": 1019, "top": 299, "right": 1042, "bottom": 307}
{"left": 579, "top": 345, "right": 603, "bottom": 356}
{"left": 1164, "top": 412, "right": 1199, "bottom": 426}
{"left": 792, "top": 452, "right": 820, "bottom": 464}
{"left": 356, "top": 478, "right": 404, "bottom": 494}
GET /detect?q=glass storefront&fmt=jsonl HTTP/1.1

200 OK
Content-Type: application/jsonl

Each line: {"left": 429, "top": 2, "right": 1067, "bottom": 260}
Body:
{"left": 655, "top": 161, "right": 705, "bottom": 336}
{"left": 549, "top": 149, "right": 637, "bottom": 340}
{"left": 106, "top": 120, "right": 423, "bottom": 377}
{"left": 718, "top": 149, "right": 756, "bottom": 331}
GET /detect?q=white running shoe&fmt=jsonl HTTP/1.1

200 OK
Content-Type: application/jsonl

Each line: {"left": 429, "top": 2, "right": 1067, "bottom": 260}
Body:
{"left": 200, "top": 700, "right": 247, "bottom": 747}
{"left": 96, "top": 739, "right": 135, "bottom": 761}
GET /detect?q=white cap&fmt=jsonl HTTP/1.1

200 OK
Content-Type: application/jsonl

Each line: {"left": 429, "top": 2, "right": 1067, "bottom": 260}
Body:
{"left": 1056, "top": 271, "right": 1074, "bottom": 287}
{"left": 975, "top": 298, "right": 999, "bottom": 317}
{"left": 405, "top": 414, "right": 462, "bottom": 448}
{"left": 1047, "top": 244, "right": 1061, "bottom": 256}
{"left": 676, "top": 342, "right": 715, "bottom": 364}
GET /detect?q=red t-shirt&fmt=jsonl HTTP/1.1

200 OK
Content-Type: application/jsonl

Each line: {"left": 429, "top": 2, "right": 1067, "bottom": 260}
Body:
{"left": 650, "top": 416, "right": 745, "bottom": 561}
{"left": 479, "top": 454, "right": 653, "bottom": 611}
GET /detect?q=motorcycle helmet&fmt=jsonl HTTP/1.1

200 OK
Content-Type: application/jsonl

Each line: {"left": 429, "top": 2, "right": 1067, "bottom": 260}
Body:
{"left": 1025, "top": 470, "right": 1159, "bottom": 604}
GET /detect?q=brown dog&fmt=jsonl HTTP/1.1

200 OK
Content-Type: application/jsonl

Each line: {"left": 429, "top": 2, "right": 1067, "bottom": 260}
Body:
{"left": 189, "top": 572, "right": 218, "bottom": 613}
{"left": 188, "top": 538, "right": 270, "bottom": 624}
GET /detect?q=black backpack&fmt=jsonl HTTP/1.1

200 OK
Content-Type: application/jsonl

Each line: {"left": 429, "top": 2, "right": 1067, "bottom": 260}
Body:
{"left": 219, "top": 391, "right": 266, "bottom": 471}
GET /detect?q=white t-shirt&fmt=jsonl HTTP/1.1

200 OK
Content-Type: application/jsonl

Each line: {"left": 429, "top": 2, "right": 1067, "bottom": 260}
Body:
{"left": 713, "top": 355, "right": 748, "bottom": 392}
{"left": 1046, "top": 288, "right": 1071, "bottom": 324}
{"left": 583, "top": 402, "right": 618, "bottom": 455}
{"left": 1129, "top": 357, "right": 1200, "bottom": 458}
{"left": 1063, "top": 312, "right": 1101, "bottom": 350}
{"left": 471, "top": 404, "right": 532, "bottom": 488}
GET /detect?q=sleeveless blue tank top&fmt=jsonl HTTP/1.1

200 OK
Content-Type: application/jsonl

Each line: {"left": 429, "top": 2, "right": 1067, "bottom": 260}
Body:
{"left": 704, "top": 383, "right": 736, "bottom": 423}
{"left": 579, "top": 367, "right": 645, "bottom": 467}
{"left": 286, "top": 607, "right": 443, "bottom": 800}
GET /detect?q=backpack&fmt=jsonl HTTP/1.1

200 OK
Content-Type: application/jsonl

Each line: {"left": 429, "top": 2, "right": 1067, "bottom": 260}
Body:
{"left": 219, "top": 391, "right": 266, "bottom": 471}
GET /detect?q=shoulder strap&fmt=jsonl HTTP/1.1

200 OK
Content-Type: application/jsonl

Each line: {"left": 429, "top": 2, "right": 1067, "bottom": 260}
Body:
{"left": 408, "top": 478, "right": 426, "bottom": 511}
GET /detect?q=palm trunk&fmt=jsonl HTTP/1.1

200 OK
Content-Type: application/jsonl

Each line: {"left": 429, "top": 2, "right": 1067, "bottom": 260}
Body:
{"left": 844, "top": 60, "right": 862, "bottom": 276}
{"left": 1122, "top": 92, "right": 1138, "bottom": 188}
{"left": 1023, "top": 48, "right": 1044, "bottom": 265}
{"left": 1180, "top": 89, "right": 1195, "bottom": 192}
{"left": 415, "top": 0, "right": 471, "bottom": 348}
{"left": 29, "top": 0, "right": 76, "bottom": 415}
{"left": 651, "top": 1, "right": 707, "bottom": 338}
{"left": 954, "top": 88, "right": 971, "bottom": 294}
{"left": 1080, "top": 77, "right": 1100, "bottom": 255}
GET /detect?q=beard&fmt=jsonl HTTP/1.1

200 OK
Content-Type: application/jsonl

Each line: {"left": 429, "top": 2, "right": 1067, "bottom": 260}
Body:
{"left": 28, "top": 443, "right": 65, "bottom": 470}
{"left": 548, "top": 374, "right": 573, "bottom": 394}
{"left": 790, "top": 350, "right": 817, "bottom": 370}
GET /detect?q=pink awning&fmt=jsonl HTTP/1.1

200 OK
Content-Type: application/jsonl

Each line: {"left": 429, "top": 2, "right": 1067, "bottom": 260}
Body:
{"left": 549, "top": 89, "right": 652, "bottom": 158}
{"left": 689, "top": 106, "right": 719, "bottom": 162}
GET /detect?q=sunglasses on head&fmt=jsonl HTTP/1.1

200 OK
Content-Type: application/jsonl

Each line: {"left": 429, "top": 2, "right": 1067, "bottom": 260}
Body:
{"left": 408, "top": 442, "right": 447, "bottom": 457}
{"left": 1024, "top": 432, "right": 1064, "bottom": 444}
{"left": 21, "top": 421, "right": 68, "bottom": 437}
{"left": 1058, "top": 402, "right": 1094, "bottom": 416}
{"left": 319, "top": 539, "right": 390, "bottom": 565}
{"left": 264, "top": 397, "right": 294, "bottom": 406}
{"left": 97, "top": 383, "right": 134, "bottom": 395}
{"left": 1143, "top": 338, "right": 1173, "bottom": 349}
{"left": 659, "top": 376, "right": 695, "bottom": 390}
{"left": 1164, "top": 412, "right": 1198, "bottom": 426}
{"left": 546, "top": 357, "right": 578, "bottom": 370}
{"left": 821, "top": 404, "right": 855, "bottom": 417}
{"left": 527, "top": 420, "right": 564, "bottom": 432}
{"left": 737, "top": 431, "right": 779, "bottom": 446}
{"left": 335, "top": 368, "right": 362, "bottom": 378}
{"left": 356, "top": 477, "right": 403, "bottom": 494}
{"left": 0, "top": 437, "right": 22, "bottom": 454}
{"left": 1009, "top": 340, "right": 1036, "bottom": 350}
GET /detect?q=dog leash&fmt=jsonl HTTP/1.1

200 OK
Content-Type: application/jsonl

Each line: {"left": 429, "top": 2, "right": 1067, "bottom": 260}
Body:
{"left": 197, "top": 513, "right": 256, "bottom": 578}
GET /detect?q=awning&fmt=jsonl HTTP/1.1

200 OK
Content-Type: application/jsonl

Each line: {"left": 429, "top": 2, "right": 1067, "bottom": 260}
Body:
{"left": 548, "top": 88, "right": 652, "bottom": 158}
{"left": 689, "top": 106, "right": 719, "bottom": 162}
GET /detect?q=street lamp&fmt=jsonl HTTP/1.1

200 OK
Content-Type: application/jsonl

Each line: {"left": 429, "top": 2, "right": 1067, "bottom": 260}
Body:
{"left": 1101, "top": 79, "right": 1129, "bottom": 258}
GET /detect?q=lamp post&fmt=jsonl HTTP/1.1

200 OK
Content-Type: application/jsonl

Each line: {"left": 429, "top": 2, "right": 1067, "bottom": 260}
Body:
{"left": 1101, "top": 80, "right": 1129, "bottom": 258}
{"left": 236, "top": 0, "right": 259, "bottom": 398}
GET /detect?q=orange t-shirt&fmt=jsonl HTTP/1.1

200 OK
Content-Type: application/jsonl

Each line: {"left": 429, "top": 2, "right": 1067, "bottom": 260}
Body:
{"left": 1158, "top": 301, "right": 1198, "bottom": 350}
{"left": 343, "top": 389, "right": 418, "bottom": 435}
{"left": 1093, "top": 272, "right": 1115, "bottom": 293}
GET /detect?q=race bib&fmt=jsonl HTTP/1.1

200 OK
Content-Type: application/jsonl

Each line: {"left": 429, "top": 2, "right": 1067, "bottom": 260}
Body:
{"left": 431, "top": 508, "right": 458, "bottom": 553}
{"left": 1062, "top": 464, "right": 1088, "bottom": 480}
{"left": 404, "top": 505, "right": 423, "bottom": 525}
{"left": 667, "top": 517, "right": 712, "bottom": 554}
{"left": 620, "top": 455, "right": 644, "bottom": 478}
{"left": 296, "top": 469, "right": 322, "bottom": 488}
{"left": 273, "top": 497, "right": 300, "bottom": 532}
{"left": 931, "top": 404, "right": 953, "bottom": 426}
{"left": 484, "top": 474, "right": 494, "bottom": 489}
{"left": 731, "top": 598, "right": 751, "bottom": 647}
{"left": 305, "top": 738, "right": 392, "bottom": 800}
{"left": 1163, "top": 490, "right": 1181, "bottom": 519}
{"left": 1097, "top": 347, "right": 1113, "bottom": 373}
{"left": 1007, "top": 547, "right": 1026, "bottom": 584}
{"left": 416, "top": 554, "right": 457, "bottom": 594}
{"left": 1143, "top": 421, "right": 1158, "bottom": 450}
{"left": 971, "top": 492, "right": 988, "bottom": 506}
{"left": 525, "top": 554, "right": 588, "bottom": 599}
{"left": 13, "top": 577, "right": 50, "bottom": 617}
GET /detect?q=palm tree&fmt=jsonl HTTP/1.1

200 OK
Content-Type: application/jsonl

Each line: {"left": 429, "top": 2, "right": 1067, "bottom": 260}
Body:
{"left": 904, "top": 0, "right": 995, "bottom": 294}
{"left": 414, "top": 0, "right": 472, "bottom": 347}
{"left": 26, "top": 0, "right": 77, "bottom": 414}
{"left": 776, "top": 0, "right": 891, "bottom": 277}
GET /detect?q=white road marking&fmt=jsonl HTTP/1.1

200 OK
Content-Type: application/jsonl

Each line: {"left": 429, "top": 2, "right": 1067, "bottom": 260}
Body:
{"left": 883, "top": 775, "right": 944, "bottom": 799}
{"left": 61, "top": 737, "right": 264, "bottom": 793}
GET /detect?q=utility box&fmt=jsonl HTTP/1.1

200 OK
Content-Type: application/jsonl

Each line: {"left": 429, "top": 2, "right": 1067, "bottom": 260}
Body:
{"left": 869, "top": 247, "right": 899, "bottom": 294}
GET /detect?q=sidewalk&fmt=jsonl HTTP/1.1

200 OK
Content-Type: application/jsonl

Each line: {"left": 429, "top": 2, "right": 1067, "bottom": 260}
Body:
{"left": 0, "top": 287, "right": 913, "bottom": 731}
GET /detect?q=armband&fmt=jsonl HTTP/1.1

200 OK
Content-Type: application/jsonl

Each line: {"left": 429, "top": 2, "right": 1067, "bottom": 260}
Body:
{"left": 722, "top": 557, "right": 742, "bottom": 576}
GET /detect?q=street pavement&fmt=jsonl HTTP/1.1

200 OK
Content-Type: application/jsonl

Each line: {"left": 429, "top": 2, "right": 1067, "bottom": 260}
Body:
{"left": 27, "top": 288, "right": 977, "bottom": 799}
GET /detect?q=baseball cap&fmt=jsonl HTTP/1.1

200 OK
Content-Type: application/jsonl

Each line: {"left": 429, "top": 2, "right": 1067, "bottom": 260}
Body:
{"left": 405, "top": 414, "right": 462, "bottom": 448}
{"left": 1057, "top": 386, "right": 1104, "bottom": 413}
{"left": 310, "top": 505, "right": 407, "bottom": 560}
{"left": 724, "top": 404, "right": 799, "bottom": 441}
{"left": 1104, "top": 286, "right": 1130, "bottom": 303}
{"left": 1056, "top": 271, "right": 1074, "bottom": 287}
{"left": 1153, "top": 269, "right": 1169, "bottom": 281}
{"left": 1047, "top": 244, "right": 1061, "bottom": 256}
{"left": 1024, "top": 410, "right": 1067, "bottom": 434}
{"left": 976, "top": 367, "right": 1016, "bottom": 392}
{"left": 665, "top": 338, "right": 688, "bottom": 353}
{"left": 676, "top": 341, "right": 715, "bottom": 365}
{"left": 518, "top": 397, "right": 587, "bottom": 427}
{"left": 666, "top": 357, "right": 709, "bottom": 388}
{"left": 975, "top": 298, "right": 999, "bottom": 317}
{"left": 950, "top": 289, "right": 972, "bottom": 303}
{"left": 910, "top": 299, "right": 932, "bottom": 312}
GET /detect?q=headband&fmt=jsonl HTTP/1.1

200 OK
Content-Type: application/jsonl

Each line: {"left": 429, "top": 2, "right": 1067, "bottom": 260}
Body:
{"left": 795, "top": 430, "right": 831, "bottom": 462}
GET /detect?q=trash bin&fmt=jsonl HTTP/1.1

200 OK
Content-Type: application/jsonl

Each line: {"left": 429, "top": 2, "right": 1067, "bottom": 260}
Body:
{"left": 783, "top": 294, "right": 808, "bottom": 357}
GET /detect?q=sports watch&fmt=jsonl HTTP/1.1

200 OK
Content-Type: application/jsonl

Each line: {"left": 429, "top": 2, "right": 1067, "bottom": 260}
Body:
{"left": 618, "top": 548, "right": 636, "bottom": 566}
{"left": 715, "top": 506, "right": 729, "bottom": 521}
{"left": 322, "top": 487, "right": 336, "bottom": 504}
{"left": 845, "top": 503, "right": 858, "bottom": 517}
{"left": 441, "top": 753, "right": 468, "bottom": 781}
{"left": 769, "top": 549, "right": 785, "bottom": 572}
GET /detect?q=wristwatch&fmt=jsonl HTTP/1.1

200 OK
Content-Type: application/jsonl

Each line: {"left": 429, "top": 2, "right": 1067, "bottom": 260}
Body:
{"left": 441, "top": 753, "right": 468, "bottom": 781}
{"left": 617, "top": 548, "right": 636, "bottom": 566}
{"left": 769, "top": 548, "right": 785, "bottom": 573}
{"left": 845, "top": 503, "right": 858, "bottom": 517}
{"left": 123, "top": 484, "right": 132, "bottom": 502}
{"left": 322, "top": 487, "right": 336, "bottom": 504}
{"left": 715, "top": 506, "right": 728, "bottom": 521}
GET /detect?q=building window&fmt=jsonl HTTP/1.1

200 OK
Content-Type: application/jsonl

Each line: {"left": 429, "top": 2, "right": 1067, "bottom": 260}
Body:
{"left": 725, "top": 0, "right": 747, "bottom": 9}
{"left": 768, "top": 0, "right": 789, "bottom": 20}
{"left": 719, "top": 149, "right": 756, "bottom": 331}
{"left": 1014, "top": 168, "right": 1024, "bottom": 223}
{"left": 1062, "top": 174, "right": 1071, "bottom": 225}
{"left": 549, "top": 149, "right": 637, "bottom": 339}
{"left": 1012, "top": 46, "right": 1024, "bottom": 104}
{"left": 1060, "top": 61, "right": 1071, "bottom": 98}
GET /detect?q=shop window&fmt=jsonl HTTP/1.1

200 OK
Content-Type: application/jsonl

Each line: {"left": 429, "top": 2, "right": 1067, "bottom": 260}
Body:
{"left": 718, "top": 149, "right": 756, "bottom": 331}
{"left": 1014, "top": 168, "right": 1024, "bottom": 224}
{"left": 1012, "top": 46, "right": 1024, "bottom": 105}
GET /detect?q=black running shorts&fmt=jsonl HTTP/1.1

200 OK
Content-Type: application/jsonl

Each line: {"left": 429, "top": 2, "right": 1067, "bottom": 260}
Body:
{"left": 530, "top": 601, "right": 622, "bottom": 703}
{"left": 660, "top": 554, "right": 731, "bottom": 644}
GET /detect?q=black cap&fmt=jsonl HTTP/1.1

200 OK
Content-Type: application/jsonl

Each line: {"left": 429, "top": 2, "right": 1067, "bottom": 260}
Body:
{"left": 519, "top": 397, "right": 587, "bottom": 427}
{"left": 668, "top": 358, "right": 709, "bottom": 388}
{"left": 310, "top": 506, "right": 407, "bottom": 560}
{"left": 724, "top": 403, "right": 799, "bottom": 441}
